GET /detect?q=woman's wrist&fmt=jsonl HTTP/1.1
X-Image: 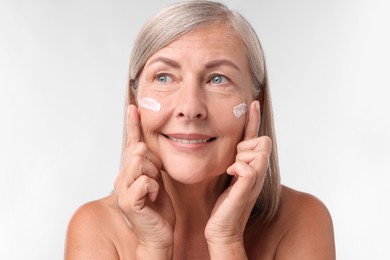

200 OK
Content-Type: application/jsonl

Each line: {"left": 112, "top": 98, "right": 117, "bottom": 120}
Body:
{"left": 136, "top": 244, "right": 173, "bottom": 260}
{"left": 207, "top": 240, "right": 248, "bottom": 260}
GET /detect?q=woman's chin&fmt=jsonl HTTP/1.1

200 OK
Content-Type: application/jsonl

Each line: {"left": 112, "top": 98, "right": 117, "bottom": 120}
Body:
{"left": 161, "top": 168, "right": 225, "bottom": 185}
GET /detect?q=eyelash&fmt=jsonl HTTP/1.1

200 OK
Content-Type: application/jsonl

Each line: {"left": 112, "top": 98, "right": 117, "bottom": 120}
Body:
{"left": 153, "top": 73, "right": 231, "bottom": 86}
{"left": 209, "top": 74, "right": 230, "bottom": 86}
{"left": 155, "top": 73, "right": 173, "bottom": 84}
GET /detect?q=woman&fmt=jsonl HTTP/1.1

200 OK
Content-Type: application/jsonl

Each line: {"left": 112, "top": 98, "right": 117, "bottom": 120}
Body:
{"left": 65, "top": 1, "right": 335, "bottom": 259}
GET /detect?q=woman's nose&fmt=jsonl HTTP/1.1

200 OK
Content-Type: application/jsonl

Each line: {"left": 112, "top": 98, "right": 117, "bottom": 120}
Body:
{"left": 175, "top": 81, "right": 207, "bottom": 121}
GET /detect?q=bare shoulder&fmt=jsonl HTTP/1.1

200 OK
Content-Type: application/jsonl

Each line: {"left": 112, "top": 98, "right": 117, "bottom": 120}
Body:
{"left": 280, "top": 185, "right": 333, "bottom": 222}
{"left": 274, "top": 185, "right": 336, "bottom": 259}
{"left": 64, "top": 195, "right": 135, "bottom": 260}
{"left": 245, "top": 186, "right": 335, "bottom": 259}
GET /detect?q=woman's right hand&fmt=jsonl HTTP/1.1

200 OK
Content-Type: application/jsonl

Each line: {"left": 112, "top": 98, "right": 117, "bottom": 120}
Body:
{"left": 114, "top": 105, "right": 175, "bottom": 257}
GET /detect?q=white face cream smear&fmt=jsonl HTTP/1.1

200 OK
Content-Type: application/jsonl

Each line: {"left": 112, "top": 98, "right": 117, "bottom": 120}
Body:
{"left": 233, "top": 103, "right": 247, "bottom": 118}
{"left": 138, "top": 97, "right": 161, "bottom": 112}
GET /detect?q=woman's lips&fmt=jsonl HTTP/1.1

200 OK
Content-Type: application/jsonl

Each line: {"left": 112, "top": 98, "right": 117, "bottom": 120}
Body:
{"left": 161, "top": 133, "right": 217, "bottom": 144}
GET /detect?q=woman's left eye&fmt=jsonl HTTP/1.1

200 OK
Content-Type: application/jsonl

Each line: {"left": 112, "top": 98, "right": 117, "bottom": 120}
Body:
{"left": 210, "top": 75, "right": 229, "bottom": 85}
{"left": 155, "top": 74, "right": 173, "bottom": 84}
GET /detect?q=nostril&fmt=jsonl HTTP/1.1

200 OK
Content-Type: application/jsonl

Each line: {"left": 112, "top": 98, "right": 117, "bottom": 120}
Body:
{"left": 195, "top": 113, "right": 203, "bottom": 119}
{"left": 177, "top": 111, "right": 205, "bottom": 120}
{"left": 175, "top": 97, "right": 207, "bottom": 120}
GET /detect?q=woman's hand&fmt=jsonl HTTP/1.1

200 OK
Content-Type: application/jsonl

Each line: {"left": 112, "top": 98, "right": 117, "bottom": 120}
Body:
{"left": 205, "top": 101, "right": 272, "bottom": 258}
{"left": 114, "top": 105, "right": 175, "bottom": 258}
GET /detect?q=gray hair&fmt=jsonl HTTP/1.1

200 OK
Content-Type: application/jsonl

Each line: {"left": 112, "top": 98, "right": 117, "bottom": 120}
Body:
{"left": 124, "top": 0, "right": 281, "bottom": 227}
{"left": 129, "top": 1, "right": 265, "bottom": 98}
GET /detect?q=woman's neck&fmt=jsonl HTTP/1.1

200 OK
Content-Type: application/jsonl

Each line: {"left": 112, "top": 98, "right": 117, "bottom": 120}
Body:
{"left": 161, "top": 172, "right": 229, "bottom": 259}
{"left": 161, "top": 171, "right": 228, "bottom": 227}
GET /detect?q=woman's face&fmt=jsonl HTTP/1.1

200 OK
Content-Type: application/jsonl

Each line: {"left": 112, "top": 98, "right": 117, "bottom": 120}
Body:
{"left": 137, "top": 23, "right": 254, "bottom": 184}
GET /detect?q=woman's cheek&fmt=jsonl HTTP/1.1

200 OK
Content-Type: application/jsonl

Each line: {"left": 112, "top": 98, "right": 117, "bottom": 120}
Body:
{"left": 210, "top": 100, "right": 247, "bottom": 139}
{"left": 137, "top": 96, "right": 166, "bottom": 139}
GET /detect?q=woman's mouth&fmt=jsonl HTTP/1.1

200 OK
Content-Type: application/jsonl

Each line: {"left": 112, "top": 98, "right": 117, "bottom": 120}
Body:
{"left": 162, "top": 133, "right": 216, "bottom": 144}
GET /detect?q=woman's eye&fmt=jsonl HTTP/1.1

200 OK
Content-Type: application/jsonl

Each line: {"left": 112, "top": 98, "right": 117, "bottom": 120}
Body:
{"left": 155, "top": 74, "right": 173, "bottom": 84}
{"left": 210, "top": 75, "right": 228, "bottom": 85}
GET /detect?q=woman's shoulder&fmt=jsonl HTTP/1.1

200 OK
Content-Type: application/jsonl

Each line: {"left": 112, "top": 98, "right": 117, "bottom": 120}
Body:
{"left": 65, "top": 195, "right": 136, "bottom": 259}
{"left": 271, "top": 185, "right": 336, "bottom": 259}
{"left": 246, "top": 185, "right": 335, "bottom": 259}
{"left": 66, "top": 195, "right": 117, "bottom": 235}
{"left": 279, "top": 185, "right": 332, "bottom": 221}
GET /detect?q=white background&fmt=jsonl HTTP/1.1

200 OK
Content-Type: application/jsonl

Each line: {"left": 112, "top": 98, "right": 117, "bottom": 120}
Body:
{"left": 1, "top": 0, "right": 389, "bottom": 259}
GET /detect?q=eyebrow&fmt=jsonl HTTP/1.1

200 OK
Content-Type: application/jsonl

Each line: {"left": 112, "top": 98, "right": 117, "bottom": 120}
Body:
{"left": 147, "top": 57, "right": 181, "bottom": 69}
{"left": 147, "top": 57, "right": 241, "bottom": 72}
{"left": 205, "top": 59, "right": 241, "bottom": 72}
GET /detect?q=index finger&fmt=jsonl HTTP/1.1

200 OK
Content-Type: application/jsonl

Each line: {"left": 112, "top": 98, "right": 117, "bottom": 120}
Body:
{"left": 243, "top": 100, "right": 260, "bottom": 140}
{"left": 126, "top": 104, "right": 142, "bottom": 147}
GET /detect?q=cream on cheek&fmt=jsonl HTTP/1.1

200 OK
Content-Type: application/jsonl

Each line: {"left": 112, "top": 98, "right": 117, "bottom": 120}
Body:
{"left": 233, "top": 102, "right": 247, "bottom": 118}
{"left": 138, "top": 94, "right": 247, "bottom": 120}
{"left": 138, "top": 97, "right": 161, "bottom": 112}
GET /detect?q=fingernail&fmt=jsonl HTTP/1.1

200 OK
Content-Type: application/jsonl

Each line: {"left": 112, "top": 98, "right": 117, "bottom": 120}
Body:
{"left": 255, "top": 101, "right": 260, "bottom": 112}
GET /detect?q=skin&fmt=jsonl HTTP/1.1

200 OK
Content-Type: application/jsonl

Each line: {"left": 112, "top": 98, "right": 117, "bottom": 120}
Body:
{"left": 65, "top": 24, "right": 335, "bottom": 259}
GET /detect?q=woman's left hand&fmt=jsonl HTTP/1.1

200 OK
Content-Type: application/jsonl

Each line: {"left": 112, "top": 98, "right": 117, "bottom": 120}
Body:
{"left": 205, "top": 100, "right": 272, "bottom": 252}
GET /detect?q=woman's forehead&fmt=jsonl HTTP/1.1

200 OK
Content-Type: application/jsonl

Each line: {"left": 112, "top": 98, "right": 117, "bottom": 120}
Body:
{"left": 145, "top": 23, "right": 249, "bottom": 70}
{"left": 166, "top": 23, "right": 242, "bottom": 50}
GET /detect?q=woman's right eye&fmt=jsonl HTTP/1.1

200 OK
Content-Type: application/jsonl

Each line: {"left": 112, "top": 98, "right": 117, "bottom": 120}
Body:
{"left": 155, "top": 74, "right": 173, "bottom": 84}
